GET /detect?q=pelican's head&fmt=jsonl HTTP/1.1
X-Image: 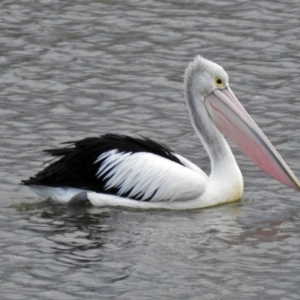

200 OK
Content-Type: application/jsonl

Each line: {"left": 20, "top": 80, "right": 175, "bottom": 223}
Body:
{"left": 184, "top": 56, "right": 229, "bottom": 100}
{"left": 184, "top": 55, "right": 300, "bottom": 191}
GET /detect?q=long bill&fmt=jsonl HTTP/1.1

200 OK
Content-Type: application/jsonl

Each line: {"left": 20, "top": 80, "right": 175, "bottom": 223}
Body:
{"left": 205, "top": 87, "right": 300, "bottom": 190}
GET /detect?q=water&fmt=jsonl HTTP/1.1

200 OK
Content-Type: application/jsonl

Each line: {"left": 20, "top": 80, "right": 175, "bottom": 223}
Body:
{"left": 1, "top": 0, "right": 300, "bottom": 299}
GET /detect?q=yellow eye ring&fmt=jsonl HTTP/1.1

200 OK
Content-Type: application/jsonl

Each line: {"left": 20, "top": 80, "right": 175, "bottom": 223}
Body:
{"left": 214, "top": 77, "right": 224, "bottom": 88}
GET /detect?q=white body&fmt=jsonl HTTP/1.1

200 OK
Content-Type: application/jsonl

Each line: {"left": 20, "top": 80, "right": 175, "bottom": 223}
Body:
{"left": 30, "top": 141, "right": 243, "bottom": 209}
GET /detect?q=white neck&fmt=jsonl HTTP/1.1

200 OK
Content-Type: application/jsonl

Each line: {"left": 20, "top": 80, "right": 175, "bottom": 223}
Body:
{"left": 185, "top": 83, "right": 244, "bottom": 206}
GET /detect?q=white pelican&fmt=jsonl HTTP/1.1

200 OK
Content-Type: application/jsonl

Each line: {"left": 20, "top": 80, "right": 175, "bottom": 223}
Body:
{"left": 22, "top": 56, "right": 300, "bottom": 209}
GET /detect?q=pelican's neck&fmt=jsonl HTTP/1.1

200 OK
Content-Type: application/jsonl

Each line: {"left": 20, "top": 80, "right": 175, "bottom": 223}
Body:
{"left": 185, "top": 88, "right": 243, "bottom": 204}
{"left": 185, "top": 71, "right": 243, "bottom": 183}
{"left": 186, "top": 89, "right": 235, "bottom": 173}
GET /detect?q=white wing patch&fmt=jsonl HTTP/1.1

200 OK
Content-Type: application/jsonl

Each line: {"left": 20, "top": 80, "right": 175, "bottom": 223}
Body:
{"left": 95, "top": 150, "right": 207, "bottom": 202}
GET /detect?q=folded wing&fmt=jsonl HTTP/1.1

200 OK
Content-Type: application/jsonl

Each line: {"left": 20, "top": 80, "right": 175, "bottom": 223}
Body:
{"left": 22, "top": 134, "right": 206, "bottom": 202}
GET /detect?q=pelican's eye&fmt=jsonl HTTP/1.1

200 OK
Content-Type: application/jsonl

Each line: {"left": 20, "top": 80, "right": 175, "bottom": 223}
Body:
{"left": 214, "top": 77, "right": 224, "bottom": 88}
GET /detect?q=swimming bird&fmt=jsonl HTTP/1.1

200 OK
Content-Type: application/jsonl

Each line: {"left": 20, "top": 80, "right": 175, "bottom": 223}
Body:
{"left": 22, "top": 56, "right": 300, "bottom": 209}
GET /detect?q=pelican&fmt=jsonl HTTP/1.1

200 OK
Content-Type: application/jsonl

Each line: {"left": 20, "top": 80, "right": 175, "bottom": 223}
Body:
{"left": 22, "top": 56, "right": 300, "bottom": 209}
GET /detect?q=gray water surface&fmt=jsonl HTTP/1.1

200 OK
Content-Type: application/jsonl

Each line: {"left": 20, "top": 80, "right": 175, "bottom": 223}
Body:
{"left": 1, "top": 0, "right": 300, "bottom": 299}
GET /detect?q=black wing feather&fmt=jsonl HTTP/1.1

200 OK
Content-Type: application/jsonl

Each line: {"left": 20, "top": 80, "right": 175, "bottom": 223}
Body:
{"left": 22, "top": 134, "right": 183, "bottom": 200}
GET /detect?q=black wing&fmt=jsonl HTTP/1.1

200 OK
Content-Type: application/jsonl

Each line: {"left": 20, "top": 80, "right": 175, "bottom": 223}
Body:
{"left": 22, "top": 134, "right": 184, "bottom": 201}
